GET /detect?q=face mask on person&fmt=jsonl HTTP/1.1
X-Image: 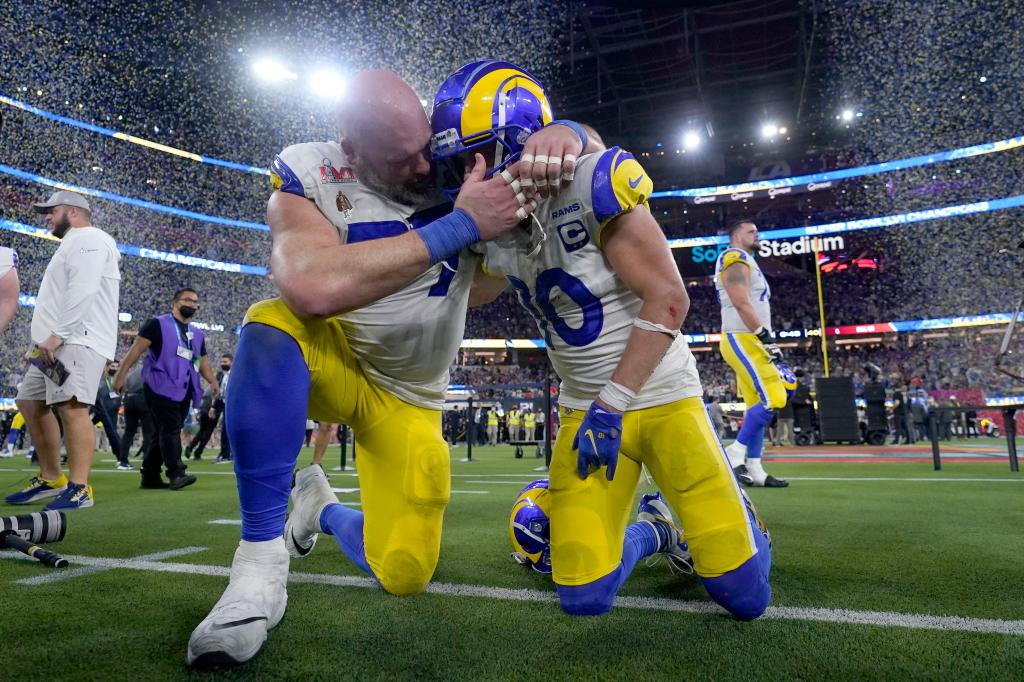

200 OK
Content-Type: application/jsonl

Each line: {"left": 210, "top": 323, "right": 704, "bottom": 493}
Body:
{"left": 220, "top": 363, "right": 231, "bottom": 371}
{"left": 107, "top": 368, "right": 117, "bottom": 376}
{"left": 179, "top": 305, "right": 197, "bottom": 318}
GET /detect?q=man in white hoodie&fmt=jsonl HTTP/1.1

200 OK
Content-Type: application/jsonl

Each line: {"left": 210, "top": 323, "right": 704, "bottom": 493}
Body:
{"left": 5, "top": 190, "right": 121, "bottom": 510}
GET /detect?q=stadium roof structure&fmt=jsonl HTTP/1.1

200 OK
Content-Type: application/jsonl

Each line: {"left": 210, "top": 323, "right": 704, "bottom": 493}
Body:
{"left": 552, "top": 0, "right": 829, "bottom": 148}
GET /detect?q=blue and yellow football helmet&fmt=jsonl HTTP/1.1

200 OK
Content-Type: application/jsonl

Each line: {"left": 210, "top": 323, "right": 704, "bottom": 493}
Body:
{"left": 777, "top": 360, "right": 798, "bottom": 399}
{"left": 430, "top": 59, "right": 553, "bottom": 198}
{"left": 509, "top": 478, "right": 552, "bottom": 574}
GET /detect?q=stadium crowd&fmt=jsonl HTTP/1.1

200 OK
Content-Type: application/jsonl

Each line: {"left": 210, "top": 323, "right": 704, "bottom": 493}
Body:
{"left": 2, "top": 0, "right": 1022, "bottom": 415}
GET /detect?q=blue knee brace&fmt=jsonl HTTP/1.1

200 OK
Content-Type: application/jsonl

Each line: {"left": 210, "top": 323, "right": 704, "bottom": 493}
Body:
{"left": 701, "top": 515, "right": 772, "bottom": 620}
{"left": 229, "top": 324, "right": 310, "bottom": 542}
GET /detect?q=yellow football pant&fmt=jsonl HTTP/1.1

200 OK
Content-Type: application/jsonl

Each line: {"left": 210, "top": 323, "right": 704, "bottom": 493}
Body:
{"left": 549, "top": 396, "right": 760, "bottom": 586}
{"left": 246, "top": 298, "right": 450, "bottom": 596}
{"left": 719, "top": 332, "right": 788, "bottom": 410}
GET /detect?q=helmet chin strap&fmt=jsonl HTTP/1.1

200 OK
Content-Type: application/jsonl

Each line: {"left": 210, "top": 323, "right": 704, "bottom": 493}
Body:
{"left": 523, "top": 213, "right": 547, "bottom": 258}
{"left": 493, "top": 138, "right": 505, "bottom": 172}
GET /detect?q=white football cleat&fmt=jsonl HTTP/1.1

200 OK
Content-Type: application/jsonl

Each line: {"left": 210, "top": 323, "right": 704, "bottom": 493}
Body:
{"left": 186, "top": 538, "right": 289, "bottom": 668}
{"left": 284, "top": 464, "right": 339, "bottom": 559}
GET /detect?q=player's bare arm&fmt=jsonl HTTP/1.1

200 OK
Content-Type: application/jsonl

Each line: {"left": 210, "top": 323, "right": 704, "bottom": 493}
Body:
{"left": 599, "top": 206, "right": 689, "bottom": 398}
{"left": 270, "top": 153, "right": 530, "bottom": 319}
{"left": 468, "top": 264, "right": 509, "bottom": 307}
{"left": 722, "top": 262, "right": 763, "bottom": 332}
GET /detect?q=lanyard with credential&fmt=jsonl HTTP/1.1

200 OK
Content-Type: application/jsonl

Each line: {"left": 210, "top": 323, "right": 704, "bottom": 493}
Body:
{"left": 173, "top": 321, "right": 201, "bottom": 371}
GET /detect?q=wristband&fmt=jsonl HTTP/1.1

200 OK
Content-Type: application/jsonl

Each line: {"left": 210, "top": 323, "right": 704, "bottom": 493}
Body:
{"left": 598, "top": 381, "right": 636, "bottom": 412}
{"left": 415, "top": 209, "right": 481, "bottom": 265}
{"left": 549, "top": 119, "right": 588, "bottom": 152}
{"left": 633, "top": 318, "right": 680, "bottom": 338}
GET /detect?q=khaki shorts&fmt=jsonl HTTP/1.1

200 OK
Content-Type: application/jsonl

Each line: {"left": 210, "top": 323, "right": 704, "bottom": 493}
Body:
{"left": 17, "top": 344, "right": 106, "bottom": 406}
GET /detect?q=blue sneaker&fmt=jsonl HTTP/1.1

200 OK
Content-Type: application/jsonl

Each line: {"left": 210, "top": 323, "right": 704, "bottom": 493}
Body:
{"left": 44, "top": 482, "right": 94, "bottom": 510}
{"left": 5, "top": 474, "right": 68, "bottom": 505}
{"left": 637, "top": 492, "right": 693, "bottom": 574}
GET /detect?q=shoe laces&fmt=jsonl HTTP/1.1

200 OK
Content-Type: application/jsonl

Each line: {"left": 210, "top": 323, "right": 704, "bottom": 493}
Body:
{"left": 641, "top": 517, "right": 694, "bottom": 575}
{"left": 644, "top": 550, "right": 694, "bottom": 576}
{"left": 65, "top": 483, "right": 87, "bottom": 500}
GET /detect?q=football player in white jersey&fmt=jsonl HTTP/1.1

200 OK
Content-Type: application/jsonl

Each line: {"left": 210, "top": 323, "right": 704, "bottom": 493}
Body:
{"left": 432, "top": 61, "right": 772, "bottom": 619}
{"left": 0, "top": 246, "right": 18, "bottom": 334}
{"left": 714, "top": 220, "right": 790, "bottom": 487}
{"left": 187, "top": 69, "right": 587, "bottom": 667}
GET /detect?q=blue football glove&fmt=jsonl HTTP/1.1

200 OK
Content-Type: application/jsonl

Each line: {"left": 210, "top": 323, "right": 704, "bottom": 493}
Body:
{"left": 573, "top": 402, "right": 623, "bottom": 481}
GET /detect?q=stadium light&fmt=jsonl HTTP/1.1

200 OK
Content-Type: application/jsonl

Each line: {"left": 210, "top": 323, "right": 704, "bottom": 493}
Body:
{"left": 761, "top": 123, "right": 779, "bottom": 139}
{"left": 842, "top": 109, "right": 855, "bottom": 122}
{"left": 252, "top": 58, "right": 297, "bottom": 82}
{"left": 309, "top": 69, "right": 347, "bottom": 99}
{"left": 682, "top": 130, "right": 701, "bottom": 151}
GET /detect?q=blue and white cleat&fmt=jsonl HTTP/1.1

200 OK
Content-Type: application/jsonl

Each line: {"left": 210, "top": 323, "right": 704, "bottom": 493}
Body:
{"left": 637, "top": 492, "right": 694, "bottom": 574}
{"left": 284, "top": 464, "right": 339, "bottom": 559}
{"left": 5, "top": 474, "right": 68, "bottom": 505}
{"left": 44, "top": 482, "right": 94, "bottom": 510}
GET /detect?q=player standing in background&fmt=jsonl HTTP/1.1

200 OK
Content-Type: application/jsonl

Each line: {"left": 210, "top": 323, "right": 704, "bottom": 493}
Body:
{"left": 187, "top": 67, "right": 586, "bottom": 667}
{"left": 434, "top": 60, "right": 772, "bottom": 619}
{"left": 715, "top": 220, "right": 790, "bottom": 487}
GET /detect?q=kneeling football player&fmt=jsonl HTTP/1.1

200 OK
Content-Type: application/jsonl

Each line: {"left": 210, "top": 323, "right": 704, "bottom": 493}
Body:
{"left": 431, "top": 60, "right": 773, "bottom": 618}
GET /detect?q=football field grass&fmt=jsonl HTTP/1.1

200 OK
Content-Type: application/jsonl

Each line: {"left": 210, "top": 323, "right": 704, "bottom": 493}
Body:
{"left": 1, "top": 442, "right": 1022, "bottom": 680}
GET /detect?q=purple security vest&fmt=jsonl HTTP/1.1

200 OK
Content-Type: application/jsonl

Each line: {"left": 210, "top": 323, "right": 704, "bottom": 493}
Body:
{"left": 141, "top": 314, "right": 205, "bottom": 407}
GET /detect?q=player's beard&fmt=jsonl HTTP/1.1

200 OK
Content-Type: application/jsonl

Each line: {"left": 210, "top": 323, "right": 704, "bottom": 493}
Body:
{"left": 50, "top": 213, "right": 72, "bottom": 239}
{"left": 355, "top": 163, "right": 436, "bottom": 207}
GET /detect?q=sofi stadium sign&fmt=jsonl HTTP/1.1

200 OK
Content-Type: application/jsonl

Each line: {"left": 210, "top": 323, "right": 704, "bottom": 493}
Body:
{"left": 690, "top": 235, "right": 846, "bottom": 263}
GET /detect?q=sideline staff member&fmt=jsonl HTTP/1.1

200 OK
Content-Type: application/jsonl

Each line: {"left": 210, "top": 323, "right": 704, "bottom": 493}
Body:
{"left": 5, "top": 190, "right": 121, "bottom": 509}
{"left": 115, "top": 288, "right": 219, "bottom": 489}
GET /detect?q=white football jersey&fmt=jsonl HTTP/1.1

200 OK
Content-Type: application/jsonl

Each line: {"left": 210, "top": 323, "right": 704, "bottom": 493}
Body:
{"left": 478, "top": 147, "right": 702, "bottom": 410}
{"left": 714, "top": 247, "right": 772, "bottom": 334}
{"left": 270, "top": 142, "right": 476, "bottom": 410}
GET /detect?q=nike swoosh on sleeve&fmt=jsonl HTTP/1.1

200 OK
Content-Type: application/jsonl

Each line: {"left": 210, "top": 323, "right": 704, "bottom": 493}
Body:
{"left": 628, "top": 175, "right": 645, "bottom": 188}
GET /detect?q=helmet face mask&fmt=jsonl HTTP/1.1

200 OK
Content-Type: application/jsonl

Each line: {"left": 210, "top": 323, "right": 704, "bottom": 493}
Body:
{"left": 430, "top": 59, "right": 553, "bottom": 199}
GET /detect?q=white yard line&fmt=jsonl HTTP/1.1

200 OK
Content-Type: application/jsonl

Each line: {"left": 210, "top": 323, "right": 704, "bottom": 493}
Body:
{"left": 10, "top": 546, "right": 207, "bottom": 586}
{"left": 2, "top": 550, "right": 1021, "bottom": 635}
{"left": 785, "top": 477, "right": 1022, "bottom": 482}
